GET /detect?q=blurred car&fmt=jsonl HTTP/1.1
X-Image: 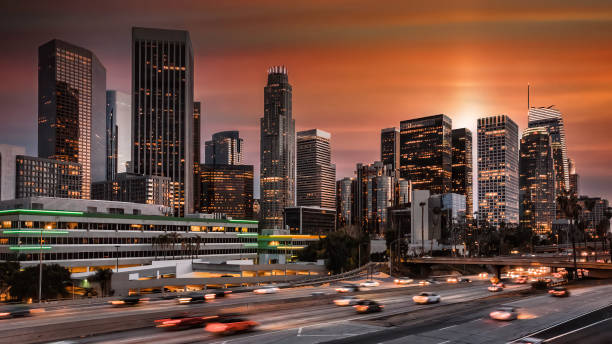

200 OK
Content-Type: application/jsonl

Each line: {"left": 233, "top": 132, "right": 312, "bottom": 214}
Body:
{"left": 178, "top": 292, "right": 206, "bottom": 304}
{"left": 478, "top": 272, "right": 488, "bottom": 279}
{"left": 412, "top": 292, "right": 440, "bottom": 304}
{"left": 253, "top": 286, "right": 279, "bottom": 294}
{"left": 394, "top": 277, "right": 414, "bottom": 285}
{"left": 110, "top": 294, "right": 147, "bottom": 306}
{"left": 488, "top": 284, "right": 503, "bottom": 292}
{"left": 205, "top": 289, "right": 232, "bottom": 300}
{"left": 310, "top": 291, "right": 326, "bottom": 297}
{"left": 548, "top": 287, "right": 570, "bottom": 297}
{"left": 336, "top": 285, "right": 359, "bottom": 293}
{"left": 460, "top": 278, "right": 472, "bottom": 283}
{"left": 446, "top": 277, "right": 460, "bottom": 283}
{"left": 0, "top": 306, "right": 32, "bottom": 319}
{"left": 334, "top": 296, "right": 360, "bottom": 306}
{"left": 360, "top": 280, "right": 380, "bottom": 287}
{"left": 515, "top": 276, "right": 528, "bottom": 284}
{"left": 155, "top": 314, "right": 217, "bottom": 330}
{"left": 204, "top": 316, "right": 258, "bottom": 335}
{"left": 418, "top": 280, "right": 431, "bottom": 286}
{"left": 489, "top": 307, "right": 518, "bottom": 321}
{"left": 354, "top": 300, "right": 384, "bottom": 313}
{"left": 514, "top": 338, "right": 544, "bottom": 344}
{"left": 422, "top": 255, "right": 432, "bottom": 259}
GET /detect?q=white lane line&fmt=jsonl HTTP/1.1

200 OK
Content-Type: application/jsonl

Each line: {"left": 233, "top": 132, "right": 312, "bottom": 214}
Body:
{"left": 297, "top": 327, "right": 303, "bottom": 335}
{"left": 544, "top": 317, "right": 612, "bottom": 342}
{"left": 437, "top": 325, "right": 457, "bottom": 331}
{"left": 437, "top": 341, "right": 451, "bottom": 344}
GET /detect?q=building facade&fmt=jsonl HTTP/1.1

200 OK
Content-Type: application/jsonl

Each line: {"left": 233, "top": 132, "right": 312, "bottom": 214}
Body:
{"left": 15, "top": 156, "right": 82, "bottom": 199}
{"left": 0, "top": 144, "right": 26, "bottom": 201}
{"left": 400, "top": 115, "right": 452, "bottom": 195}
{"left": 336, "top": 177, "right": 355, "bottom": 228}
{"left": 568, "top": 158, "right": 579, "bottom": 197}
{"left": 519, "top": 127, "right": 556, "bottom": 234}
{"left": 193, "top": 101, "right": 202, "bottom": 212}
{"left": 200, "top": 164, "right": 254, "bottom": 219}
{"left": 381, "top": 127, "right": 400, "bottom": 171}
{"left": 260, "top": 66, "right": 295, "bottom": 228}
{"left": 477, "top": 115, "right": 519, "bottom": 226}
{"left": 205, "top": 131, "right": 243, "bottom": 166}
{"left": 131, "top": 27, "right": 194, "bottom": 216}
{"left": 296, "top": 129, "right": 336, "bottom": 209}
{"left": 577, "top": 196, "right": 610, "bottom": 233}
{"left": 91, "top": 173, "right": 174, "bottom": 208}
{"left": 451, "top": 128, "right": 473, "bottom": 218}
{"left": 38, "top": 39, "right": 106, "bottom": 198}
{"left": 105, "top": 90, "right": 131, "bottom": 180}
{"left": 284, "top": 206, "right": 336, "bottom": 235}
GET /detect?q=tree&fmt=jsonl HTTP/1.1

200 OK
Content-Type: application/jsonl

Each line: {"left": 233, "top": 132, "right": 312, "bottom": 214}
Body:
{"left": 11, "top": 264, "right": 71, "bottom": 301}
{"left": 297, "top": 231, "right": 364, "bottom": 274}
{"left": 90, "top": 268, "right": 113, "bottom": 297}
{"left": 167, "top": 232, "right": 181, "bottom": 260}
{"left": 0, "top": 261, "right": 19, "bottom": 299}
{"left": 557, "top": 192, "right": 581, "bottom": 279}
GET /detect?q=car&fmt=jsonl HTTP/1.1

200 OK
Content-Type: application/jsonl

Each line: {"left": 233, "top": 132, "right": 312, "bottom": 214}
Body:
{"left": 310, "top": 291, "right": 326, "bottom": 297}
{"left": 515, "top": 276, "right": 528, "bottom": 284}
{"left": 360, "top": 280, "right": 380, "bottom": 287}
{"left": 178, "top": 292, "right": 207, "bottom": 304}
{"left": 0, "top": 306, "right": 32, "bottom": 319}
{"left": 354, "top": 300, "right": 384, "bottom": 313}
{"left": 418, "top": 280, "right": 431, "bottom": 286}
{"left": 394, "top": 277, "right": 414, "bottom": 285}
{"left": 253, "top": 286, "right": 279, "bottom": 294}
{"left": 412, "top": 292, "right": 440, "bottom": 304}
{"left": 335, "top": 285, "right": 359, "bottom": 293}
{"left": 446, "top": 277, "right": 461, "bottom": 283}
{"left": 422, "top": 255, "right": 432, "bottom": 259}
{"left": 110, "top": 294, "right": 147, "bottom": 306}
{"left": 155, "top": 314, "right": 218, "bottom": 330}
{"left": 205, "top": 289, "right": 233, "bottom": 300}
{"left": 489, "top": 306, "right": 518, "bottom": 321}
{"left": 478, "top": 272, "right": 488, "bottom": 279}
{"left": 548, "top": 287, "right": 570, "bottom": 297}
{"left": 334, "top": 296, "right": 360, "bottom": 306}
{"left": 460, "top": 278, "right": 472, "bottom": 283}
{"left": 488, "top": 284, "right": 503, "bottom": 292}
{"left": 204, "top": 316, "right": 259, "bottom": 335}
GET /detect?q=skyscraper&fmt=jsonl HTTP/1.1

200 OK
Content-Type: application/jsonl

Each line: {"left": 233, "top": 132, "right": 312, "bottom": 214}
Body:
{"left": 528, "top": 106, "right": 569, "bottom": 196}
{"left": 381, "top": 127, "right": 400, "bottom": 171}
{"left": 131, "top": 27, "right": 194, "bottom": 216}
{"left": 296, "top": 129, "right": 336, "bottom": 209}
{"left": 519, "top": 127, "right": 556, "bottom": 234}
{"left": 400, "top": 115, "right": 452, "bottom": 195}
{"left": 451, "top": 128, "right": 473, "bottom": 219}
{"left": 260, "top": 66, "right": 295, "bottom": 228}
{"left": 336, "top": 177, "right": 355, "bottom": 228}
{"left": 477, "top": 115, "right": 519, "bottom": 226}
{"left": 205, "top": 131, "right": 243, "bottom": 165}
{"left": 568, "top": 158, "right": 579, "bottom": 197}
{"left": 38, "top": 39, "right": 106, "bottom": 198}
{"left": 193, "top": 102, "right": 201, "bottom": 212}
{"left": 105, "top": 90, "right": 131, "bottom": 180}
{"left": 200, "top": 164, "right": 254, "bottom": 219}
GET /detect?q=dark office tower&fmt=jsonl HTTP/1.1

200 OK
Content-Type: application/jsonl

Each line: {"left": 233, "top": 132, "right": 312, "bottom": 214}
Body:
{"left": 399, "top": 115, "right": 452, "bottom": 195}
{"left": 336, "top": 177, "right": 355, "bottom": 228}
{"left": 260, "top": 66, "right": 295, "bottom": 228}
{"left": 519, "top": 127, "right": 556, "bottom": 234}
{"left": 296, "top": 129, "right": 336, "bottom": 209}
{"left": 528, "top": 106, "right": 569, "bottom": 196}
{"left": 568, "top": 158, "right": 579, "bottom": 197}
{"left": 105, "top": 90, "right": 131, "bottom": 180}
{"left": 132, "top": 28, "right": 194, "bottom": 216}
{"left": 451, "top": 128, "right": 473, "bottom": 219}
{"left": 16, "top": 156, "right": 82, "bottom": 199}
{"left": 38, "top": 39, "right": 106, "bottom": 199}
{"left": 193, "top": 102, "right": 201, "bottom": 212}
{"left": 381, "top": 127, "right": 400, "bottom": 171}
{"left": 200, "top": 164, "right": 254, "bottom": 219}
{"left": 477, "top": 115, "right": 520, "bottom": 227}
{"left": 205, "top": 131, "right": 243, "bottom": 165}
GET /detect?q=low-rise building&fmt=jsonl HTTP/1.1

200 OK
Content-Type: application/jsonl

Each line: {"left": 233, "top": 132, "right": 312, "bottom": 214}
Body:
{"left": 91, "top": 173, "right": 174, "bottom": 208}
{"left": 283, "top": 206, "right": 336, "bottom": 235}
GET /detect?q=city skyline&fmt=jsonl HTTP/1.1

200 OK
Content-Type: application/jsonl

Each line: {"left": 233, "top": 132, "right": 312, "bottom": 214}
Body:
{"left": 1, "top": 2, "right": 612, "bottom": 204}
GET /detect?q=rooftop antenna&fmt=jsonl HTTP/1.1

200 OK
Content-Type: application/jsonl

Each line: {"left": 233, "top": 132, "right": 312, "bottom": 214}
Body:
{"left": 527, "top": 83, "right": 530, "bottom": 109}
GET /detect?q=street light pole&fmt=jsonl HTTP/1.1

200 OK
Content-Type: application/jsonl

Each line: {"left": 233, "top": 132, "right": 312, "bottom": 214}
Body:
{"left": 38, "top": 229, "right": 43, "bottom": 304}
{"left": 115, "top": 245, "right": 120, "bottom": 272}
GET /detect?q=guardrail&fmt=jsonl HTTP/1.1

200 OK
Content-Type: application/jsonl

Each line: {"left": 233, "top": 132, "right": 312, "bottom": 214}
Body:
{"left": 289, "top": 262, "right": 387, "bottom": 287}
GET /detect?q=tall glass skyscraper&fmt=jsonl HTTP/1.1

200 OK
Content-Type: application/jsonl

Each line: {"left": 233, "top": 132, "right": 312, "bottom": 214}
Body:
{"left": 451, "top": 128, "right": 473, "bottom": 219}
{"left": 193, "top": 102, "right": 201, "bottom": 212}
{"left": 296, "top": 129, "right": 336, "bottom": 209}
{"left": 400, "top": 114, "right": 452, "bottom": 195}
{"left": 381, "top": 127, "right": 400, "bottom": 171}
{"left": 260, "top": 66, "right": 295, "bottom": 229}
{"left": 477, "top": 115, "right": 519, "bottom": 226}
{"left": 205, "top": 131, "right": 243, "bottom": 165}
{"left": 38, "top": 39, "right": 106, "bottom": 199}
{"left": 131, "top": 27, "right": 194, "bottom": 216}
{"left": 105, "top": 90, "right": 131, "bottom": 180}
{"left": 519, "top": 127, "right": 555, "bottom": 234}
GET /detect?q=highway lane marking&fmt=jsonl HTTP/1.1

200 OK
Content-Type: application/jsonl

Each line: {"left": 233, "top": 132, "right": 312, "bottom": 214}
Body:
{"left": 437, "top": 341, "right": 450, "bottom": 344}
{"left": 437, "top": 325, "right": 457, "bottom": 331}
{"left": 544, "top": 316, "right": 612, "bottom": 341}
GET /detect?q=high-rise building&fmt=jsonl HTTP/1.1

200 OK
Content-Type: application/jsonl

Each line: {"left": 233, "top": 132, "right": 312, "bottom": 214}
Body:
{"left": 105, "top": 90, "right": 131, "bottom": 180}
{"left": 336, "top": 177, "right": 355, "bottom": 228}
{"left": 16, "top": 155, "right": 82, "bottom": 199}
{"left": 200, "top": 164, "right": 254, "bottom": 219}
{"left": 193, "top": 102, "right": 202, "bottom": 212}
{"left": 451, "top": 128, "right": 473, "bottom": 218}
{"left": 260, "top": 66, "right": 295, "bottom": 228}
{"left": 284, "top": 206, "right": 336, "bottom": 235}
{"left": 131, "top": 27, "right": 194, "bottom": 216}
{"left": 400, "top": 115, "right": 452, "bottom": 195}
{"left": 205, "top": 131, "right": 243, "bottom": 165}
{"left": 568, "top": 158, "right": 579, "bottom": 197}
{"left": 528, "top": 106, "right": 569, "bottom": 197}
{"left": 577, "top": 196, "right": 610, "bottom": 233}
{"left": 381, "top": 127, "right": 400, "bottom": 171}
{"left": 38, "top": 39, "right": 106, "bottom": 198}
{"left": 92, "top": 173, "right": 174, "bottom": 208}
{"left": 519, "top": 127, "right": 556, "bottom": 234}
{"left": 477, "top": 115, "right": 520, "bottom": 226}
{"left": 296, "top": 129, "right": 336, "bottom": 209}
{"left": 0, "top": 144, "right": 26, "bottom": 201}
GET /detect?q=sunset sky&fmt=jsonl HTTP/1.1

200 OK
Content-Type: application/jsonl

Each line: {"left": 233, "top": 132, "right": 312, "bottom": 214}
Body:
{"left": 1, "top": 0, "right": 611, "bottom": 203}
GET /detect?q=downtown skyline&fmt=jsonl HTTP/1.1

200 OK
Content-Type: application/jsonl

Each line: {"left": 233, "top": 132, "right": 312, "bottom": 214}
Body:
{"left": 1, "top": 1, "right": 611, "bottom": 204}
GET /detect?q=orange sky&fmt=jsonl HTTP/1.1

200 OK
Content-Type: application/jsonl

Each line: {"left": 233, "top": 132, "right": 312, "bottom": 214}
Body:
{"left": 0, "top": 0, "right": 611, "bottom": 202}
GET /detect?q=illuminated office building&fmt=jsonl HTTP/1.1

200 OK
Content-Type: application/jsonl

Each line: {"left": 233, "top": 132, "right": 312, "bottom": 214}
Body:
{"left": 519, "top": 127, "right": 555, "bottom": 234}
{"left": 260, "top": 66, "right": 295, "bottom": 228}
{"left": 92, "top": 173, "right": 173, "bottom": 208}
{"left": 381, "top": 127, "right": 400, "bottom": 171}
{"left": 568, "top": 158, "right": 579, "bottom": 197}
{"left": 193, "top": 102, "right": 201, "bottom": 212}
{"left": 400, "top": 115, "right": 452, "bottom": 195}
{"left": 336, "top": 177, "right": 356, "bottom": 228}
{"left": 38, "top": 39, "right": 106, "bottom": 198}
{"left": 451, "top": 128, "right": 473, "bottom": 218}
{"left": 200, "top": 164, "right": 254, "bottom": 219}
{"left": 131, "top": 28, "right": 194, "bottom": 216}
{"left": 477, "top": 115, "right": 519, "bottom": 226}
{"left": 205, "top": 131, "right": 243, "bottom": 166}
{"left": 296, "top": 129, "right": 335, "bottom": 209}
{"left": 16, "top": 156, "right": 82, "bottom": 199}
{"left": 105, "top": 90, "right": 131, "bottom": 180}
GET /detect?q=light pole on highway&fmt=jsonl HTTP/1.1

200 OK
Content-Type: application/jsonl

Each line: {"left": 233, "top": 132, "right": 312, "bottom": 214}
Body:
{"left": 115, "top": 245, "right": 120, "bottom": 272}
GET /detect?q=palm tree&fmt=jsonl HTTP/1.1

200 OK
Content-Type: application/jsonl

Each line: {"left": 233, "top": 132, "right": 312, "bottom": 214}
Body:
{"left": 167, "top": 232, "right": 181, "bottom": 260}
{"left": 91, "top": 268, "right": 113, "bottom": 297}
{"left": 557, "top": 191, "right": 581, "bottom": 279}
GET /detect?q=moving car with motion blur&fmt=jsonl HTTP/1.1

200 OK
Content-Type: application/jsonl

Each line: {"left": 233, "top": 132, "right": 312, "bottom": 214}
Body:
{"left": 418, "top": 280, "right": 430, "bottom": 286}
{"left": 0, "top": 305, "right": 33, "bottom": 319}
{"left": 394, "top": 277, "right": 414, "bottom": 285}
{"left": 488, "top": 284, "right": 504, "bottom": 292}
{"left": 489, "top": 306, "right": 518, "bottom": 321}
{"left": 354, "top": 300, "right": 384, "bottom": 313}
{"left": 446, "top": 276, "right": 461, "bottom": 283}
{"left": 110, "top": 294, "right": 148, "bottom": 306}
{"left": 253, "top": 286, "right": 279, "bottom": 294}
{"left": 204, "top": 315, "right": 258, "bottom": 335}
{"left": 336, "top": 284, "right": 359, "bottom": 293}
{"left": 478, "top": 272, "right": 488, "bottom": 279}
{"left": 334, "top": 295, "right": 360, "bottom": 306}
{"left": 412, "top": 292, "right": 440, "bottom": 304}
{"left": 360, "top": 280, "right": 380, "bottom": 287}
{"left": 178, "top": 292, "right": 206, "bottom": 304}
{"left": 205, "top": 289, "right": 232, "bottom": 300}
{"left": 548, "top": 287, "right": 570, "bottom": 297}
{"left": 154, "top": 314, "right": 218, "bottom": 330}
{"left": 514, "top": 276, "right": 528, "bottom": 284}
